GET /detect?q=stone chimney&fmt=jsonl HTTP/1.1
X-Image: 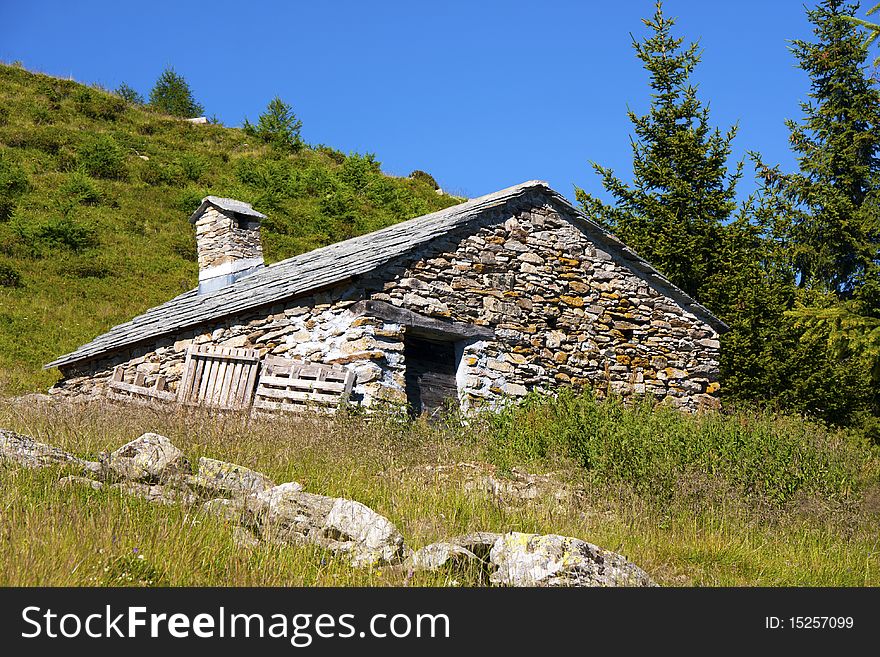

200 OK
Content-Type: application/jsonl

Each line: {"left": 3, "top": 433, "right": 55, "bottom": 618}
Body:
{"left": 189, "top": 196, "right": 266, "bottom": 294}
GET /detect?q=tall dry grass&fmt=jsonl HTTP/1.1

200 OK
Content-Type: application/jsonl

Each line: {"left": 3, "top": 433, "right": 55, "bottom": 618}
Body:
{"left": 1, "top": 394, "right": 878, "bottom": 586}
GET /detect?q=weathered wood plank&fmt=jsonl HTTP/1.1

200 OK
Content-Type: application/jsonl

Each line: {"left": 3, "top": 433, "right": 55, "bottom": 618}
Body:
{"left": 257, "top": 375, "right": 347, "bottom": 393}
{"left": 254, "top": 386, "right": 341, "bottom": 404}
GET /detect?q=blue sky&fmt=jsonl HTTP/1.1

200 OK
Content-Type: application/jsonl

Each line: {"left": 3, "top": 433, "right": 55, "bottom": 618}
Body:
{"left": 2, "top": 1, "right": 874, "bottom": 202}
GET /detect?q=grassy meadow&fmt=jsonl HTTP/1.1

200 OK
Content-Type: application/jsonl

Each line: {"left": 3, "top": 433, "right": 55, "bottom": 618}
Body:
{"left": 1, "top": 392, "right": 878, "bottom": 587}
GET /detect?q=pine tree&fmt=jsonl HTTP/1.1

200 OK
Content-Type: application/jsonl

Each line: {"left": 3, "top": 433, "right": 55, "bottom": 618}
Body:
{"left": 148, "top": 67, "right": 204, "bottom": 118}
{"left": 762, "top": 0, "right": 880, "bottom": 295}
{"left": 243, "top": 96, "right": 303, "bottom": 152}
{"left": 575, "top": 1, "right": 742, "bottom": 302}
{"left": 842, "top": 2, "right": 880, "bottom": 64}
{"left": 114, "top": 82, "right": 144, "bottom": 106}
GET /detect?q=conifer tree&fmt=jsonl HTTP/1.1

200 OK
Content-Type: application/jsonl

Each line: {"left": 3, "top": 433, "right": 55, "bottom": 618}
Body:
{"left": 243, "top": 96, "right": 304, "bottom": 152}
{"left": 575, "top": 1, "right": 742, "bottom": 302}
{"left": 148, "top": 67, "right": 204, "bottom": 118}
{"left": 762, "top": 0, "right": 880, "bottom": 296}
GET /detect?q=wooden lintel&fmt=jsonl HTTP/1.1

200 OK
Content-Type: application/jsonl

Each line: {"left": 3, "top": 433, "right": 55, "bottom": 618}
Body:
{"left": 351, "top": 300, "right": 495, "bottom": 341}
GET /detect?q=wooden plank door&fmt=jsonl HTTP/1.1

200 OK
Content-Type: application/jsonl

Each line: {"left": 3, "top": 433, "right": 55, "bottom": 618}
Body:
{"left": 177, "top": 345, "right": 261, "bottom": 410}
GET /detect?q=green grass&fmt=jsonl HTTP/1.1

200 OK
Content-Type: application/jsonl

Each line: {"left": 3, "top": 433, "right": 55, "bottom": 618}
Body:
{"left": 0, "top": 63, "right": 460, "bottom": 394}
{"left": 1, "top": 393, "right": 878, "bottom": 586}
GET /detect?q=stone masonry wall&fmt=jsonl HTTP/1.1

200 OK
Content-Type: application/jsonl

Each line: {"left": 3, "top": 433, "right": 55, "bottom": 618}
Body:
{"left": 195, "top": 206, "right": 263, "bottom": 272}
{"left": 51, "top": 194, "right": 721, "bottom": 412}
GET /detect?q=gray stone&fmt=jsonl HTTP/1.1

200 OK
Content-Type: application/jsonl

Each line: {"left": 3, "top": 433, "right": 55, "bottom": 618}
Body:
{"left": 0, "top": 429, "right": 100, "bottom": 473}
{"left": 187, "top": 457, "right": 275, "bottom": 497}
{"left": 488, "top": 532, "right": 657, "bottom": 587}
{"left": 104, "top": 432, "right": 191, "bottom": 483}
{"left": 407, "top": 542, "right": 479, "bottom": 571}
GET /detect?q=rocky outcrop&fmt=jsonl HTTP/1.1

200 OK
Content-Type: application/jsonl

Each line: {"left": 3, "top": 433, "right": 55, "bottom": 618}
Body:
{"left": 254, "top": 483, "right": 407, "bottom": 567}
{"left": 408, "top": 531, "right": 656, "bottom": 587}
{"left": 1, "top": 429, "right": 100, "bottom": 473}
{"left": 186, "top": 457, "right": 275, "bottom": 497}
{"left": 3, "top": 427, "right": 658, "bottom": 585}
{"left": 488, "top": 532, "right": 657, "bottom": 587}
{"left": 102, "top": 432, "right": 191, "bottom": 483}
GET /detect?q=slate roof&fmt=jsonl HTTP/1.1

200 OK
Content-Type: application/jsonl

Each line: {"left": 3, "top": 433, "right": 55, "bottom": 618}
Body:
{"left": 188, "top": 196, "right": 267, "bottom": 223}
{"left": 46, "top": 181, "right": 727, "bottom": 370}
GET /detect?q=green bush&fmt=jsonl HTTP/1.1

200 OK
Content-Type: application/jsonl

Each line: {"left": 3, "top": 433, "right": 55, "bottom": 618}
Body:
{"left": 73, "top": 87, "right": 126, "bottom": 121}
{"left": 60, "top": 172, "right": 102, "bottom": 206}
{"left": 0, "top": 153, "right": 29, "bottom": 221}
{"left": 2, "top": 126, "right": 67, "bottom": 155}
{"left": 38, "top": 216, "right": 98, "bottom": 252}
{"left": 409, "top": 169, "right": 439, "bottom": 189}
{"left": 77, "top": 135, "right": 126, "bottom": 179}
{"left": 0, "top": 261, "right": 22, "bottom": 287}
{"left": 114, "top": 82, "right": 144, "bottom": 106}
{"left": 0, "top": 106, "right": 9, "bottom": 127}
{"left": 483, "top": 389, "right": 875, "bottom": 505}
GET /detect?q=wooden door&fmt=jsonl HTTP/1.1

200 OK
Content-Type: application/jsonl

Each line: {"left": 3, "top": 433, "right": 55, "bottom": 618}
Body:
{"left": 176, "top": 345, "right": 260, "bottom": 410}
{"left": 404, "top": 336, "right": 459, "bottom": 417}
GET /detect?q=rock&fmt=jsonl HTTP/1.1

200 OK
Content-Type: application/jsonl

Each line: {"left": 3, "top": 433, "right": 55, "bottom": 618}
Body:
{"left": 202, "top": 496, "right": 266, "bottom": 527}
{"left": 324, "top": 498, "right": 406, "bottom": 567}
{"left": 256, "top": 483, "right": 406, "bottom": 567}
{"left": 187, "top": 457, "right": 275, "bottom": 497}
{"left": 488, "top": 532, "right": 657, "bottom": 587}
{"left": 104, "top": 432, "right": 191, "bottom": 483}
{"left": 407, "top": 542, "right": 479, "bottom": 571}
{"left": 0, "top": 429, "right": 100, "bottom": 473}
{"left": 58, "top": 475, "right": 103, "bottom": 490}
{"left": 447, "top": 532, "right": 503, "bottom": 561}
{"left": 110, "top": 481, "right": 197, "bottom": 506}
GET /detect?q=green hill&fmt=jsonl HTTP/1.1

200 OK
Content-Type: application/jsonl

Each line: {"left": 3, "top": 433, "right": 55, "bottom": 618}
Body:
{"left": 0, "top": 64, "right": 461, "bottom": 394}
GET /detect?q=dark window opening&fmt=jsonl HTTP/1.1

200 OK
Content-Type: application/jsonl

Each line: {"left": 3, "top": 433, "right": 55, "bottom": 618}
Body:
{"left": 404, "top": 335, "right": 459, "bottom": 419}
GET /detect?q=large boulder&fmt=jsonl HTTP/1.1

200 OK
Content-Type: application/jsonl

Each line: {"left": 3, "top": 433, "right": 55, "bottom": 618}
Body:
{"left": 488, "top": 532, "right": 657, "bottom": 587}
{"left": 104, "top": 432, "right": 191, "bottom": 482}
{"left": 324, "top": 498, "right": 407, "bottom": 567}
{"left": 256, "top": 483, "right": 406, "bottom": 567}
{"left": 0, "top": 429, "right": 100, "bottom": 473}
{"left": 187, "top": 457, "right": 275, "bottom": 497}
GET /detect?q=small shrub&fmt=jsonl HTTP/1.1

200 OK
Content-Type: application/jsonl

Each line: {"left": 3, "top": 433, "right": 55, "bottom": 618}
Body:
{"left": 114, "top": 82, "right": 144, "bottom": 106}
{"left": 60, "top": 172, "right": 102, "bottom": 206}
{"left": 3, "top": 126, "right": 67, "bottom": 155}
{"left": 74, "top": 87, "right": 126, "bottom": 121}
{"left": 77, "top": 135, "right": 126, "bottom": 179}
{"left": 176, "top": 153, "right": 206, "bottom": 183}
{"left": 0, "top": 262, "right": 22, "bottom": 287}
{"left": 31, "top": 105, "right": 52, "bottom": 125}
{"left": 34, "top": 216, "right": 99, "bottom": 252}
{"left": 0, "top": 106, "right": 10, "bottom": 127}
{"left": 0, "top": 153, "right": 29, "bottom": 221}
{"left": 176, "top": 187, "right": 206, "bottom": 214}
{"left": 315, "top": 145, "right": 346, "bottom": 165}
{"left": 409, "top": 169, "right": 439, "bottom": 189}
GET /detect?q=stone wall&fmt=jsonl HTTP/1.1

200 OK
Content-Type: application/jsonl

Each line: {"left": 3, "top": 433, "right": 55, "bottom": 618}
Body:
{"left": 51, "top": 194, "right": 721, "bottom": 412}
{"left": 195, "top": 206, "right": 263, "bottom": 272}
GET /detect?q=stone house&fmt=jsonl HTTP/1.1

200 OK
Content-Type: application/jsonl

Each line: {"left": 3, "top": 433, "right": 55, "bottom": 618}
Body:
{"left": 46, "top": 181, "right": 727, "bottom": 415}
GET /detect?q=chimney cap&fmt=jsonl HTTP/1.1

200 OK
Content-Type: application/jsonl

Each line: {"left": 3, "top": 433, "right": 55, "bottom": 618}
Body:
{"left": 188, "top": 196, "right": 267, "bottom": 224}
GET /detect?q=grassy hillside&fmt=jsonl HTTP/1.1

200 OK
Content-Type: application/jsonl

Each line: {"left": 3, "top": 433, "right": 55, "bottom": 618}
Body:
{"left": 2, "top": 393, "right": 879, "bottom": 586}
{"left": 0, "top": 64, "right": 460, "bottom": 394}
